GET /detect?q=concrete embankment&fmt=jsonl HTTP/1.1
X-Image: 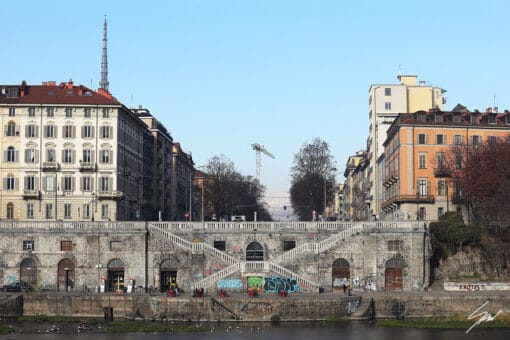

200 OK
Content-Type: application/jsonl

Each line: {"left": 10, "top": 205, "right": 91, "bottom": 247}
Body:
{"left": 3, "top": 292, "right": 510, "bottom": 321}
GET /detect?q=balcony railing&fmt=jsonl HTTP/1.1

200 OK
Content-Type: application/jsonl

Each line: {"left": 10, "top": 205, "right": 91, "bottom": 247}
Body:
{"left": 382, "top": 194, "right": 435, "bottom": 211}
{"left": 434, "top": 166, "right": 451, "bottom": 178}
{"left": 79, "top": 161, "right": 96, "bottom": 172}
{"left": 97, "top": 190, "right": 124, "bottom": 199}
{"left": 22, "top": 190, "right": 39, "bottom": 199}
{"left": 383, "top": 171, "right": 399, "bottom": 187}
{"left": 42, "top": 162, "right": 58, "bottom": 171}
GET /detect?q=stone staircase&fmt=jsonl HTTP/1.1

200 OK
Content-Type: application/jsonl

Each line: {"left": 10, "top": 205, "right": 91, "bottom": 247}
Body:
{"left": 211, "top": 297, "right": 242, "bottom": 320}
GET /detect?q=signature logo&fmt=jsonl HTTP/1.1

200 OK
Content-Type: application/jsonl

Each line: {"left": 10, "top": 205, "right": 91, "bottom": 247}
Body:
{"left": 466, "top": 300, "right": 503, "bottom": 334}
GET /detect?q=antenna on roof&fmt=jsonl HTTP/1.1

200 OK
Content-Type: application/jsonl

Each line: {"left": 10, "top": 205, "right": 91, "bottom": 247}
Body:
{"left": 493, "top": 94, "right": 496, "bottom": 107}
{"left": 99, "top": 15, "right": 109, "bottom": 92}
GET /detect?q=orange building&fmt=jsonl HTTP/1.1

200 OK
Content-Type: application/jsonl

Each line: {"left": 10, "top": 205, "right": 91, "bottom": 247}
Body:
{"left": 381, "top": 106, "right": 510, "bottom": 221}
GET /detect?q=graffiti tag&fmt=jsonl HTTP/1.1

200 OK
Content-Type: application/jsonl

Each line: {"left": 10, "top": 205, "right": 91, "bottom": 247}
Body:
{"left": 347, "top": 297, "right": 361, "bottom": 314}
{"left": 466, "top": 300, "right": 504, "bottom": 334}
{"left": 247, "top": 276, "right": 263, "bottom": 290}
{"left": 263, "top": 277, "right": 300, "bottom": 293}
{"left": 460, "top": 284, "right": 480, "bottom": 292}
{"left": 217, "top": 278, "right": 243, "bottom": 289}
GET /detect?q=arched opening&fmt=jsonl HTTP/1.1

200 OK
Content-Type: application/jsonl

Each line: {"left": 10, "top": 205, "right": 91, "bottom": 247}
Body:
{"left": 160, "top": 259, "right": 178, "bottom": 293}
{"left": 6, "top": 202, "right": 14, "bottom": 219}
{"left": 331, "top": 258, "right": 350, "bottom": 292}
{"left": 107, "top": 258, "right": 125, "bottom": 292}
{"left": 246, "top": 242, "right": 264, "bottom": 261}
{"left": 57, "top": 259, "right": 75, "bottom": 292}
{"left": 385, "top": 257, "right": 405, "bottom": 291}
{"left": 20, "top": 258, "right": 37, "bottom": 290}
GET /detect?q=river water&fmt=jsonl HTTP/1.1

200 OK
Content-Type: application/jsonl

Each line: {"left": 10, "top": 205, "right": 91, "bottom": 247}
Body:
{"left": 0, "top": 320, "right": 508, "bottom": 339}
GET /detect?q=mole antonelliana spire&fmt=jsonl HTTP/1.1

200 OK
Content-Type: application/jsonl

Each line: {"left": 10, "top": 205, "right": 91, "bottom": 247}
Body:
{"left": 99, "top": 15, "right": 109, "bottom": 92}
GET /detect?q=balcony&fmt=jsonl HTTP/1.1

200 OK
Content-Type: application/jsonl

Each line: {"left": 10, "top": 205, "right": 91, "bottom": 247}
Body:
{"left": 79, "top": 161, "right": 96, "bottom": 172}
{"left": 383, "top": 171, "right": 399, "bottom": 187}
{"left": 382, "top": 194, "right": 435, "bottom": 211}
{"left": 97, "top": 191, "right": 124, "bottom": 199}
{"left": 22, "top": 190, "right": 39, "bottom": 199}
{"left": 452, "top": 194, "right": 465, "bottom": 204}
{"left": 434, "top": 166, "right": 451, "bottom": 178}
{"left": 42, "top": 162, "right": 58, "bottom": 171}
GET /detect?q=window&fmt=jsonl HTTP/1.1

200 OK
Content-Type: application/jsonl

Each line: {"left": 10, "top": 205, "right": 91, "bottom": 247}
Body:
{"left": 45, "top": 176, "right": 55, "bottom": 191}
{"left": 435, "top": 114, "right": 443, "bottom": 123}
{"left": 384, "top": 102, "right": 392, "bottom": 110}
{"left": 435, "top": 134, "right": 445, "bottom": 145}
{"left": 471, "top": 115, "right": 478, "bottom": 124}
{"left": 101, "top": 150, "right": 110, "bottom": 164}
{"left": 419, "top": 207, "right": 426, "bottom": 220}
{"left": 61, "top": 240, "right": 73, "bottom": 251}
{"left": 27, "top": 203, "right": 34, "bottom": 218}
{"left": 26, "top": 124, "right": 37, "bottom": 138}
{"left": 46, "top": 149, "right": 55, "bottom": 162}
{"left": 25, "top": 148, "right": 37, "bottom": 163}
{"left": 44, "top": 125, "right": 55, "bottom": 138}
{"left": 507, "top": 116, "right": 510, "bottom": 125}
{"left": 23, "top": 240, "right": 34, "bottom": 251}
{"left": 455, "top": 152, "right": 463, "bottom": 169}
{"left": 65, "top": 108, "right": 73, "bottom": 117}
{"left": 110, "top": 241, "right": 122, "bottom": 251}
{"left": 453, "top": 134, "right": 464, "bottom": 145}
{"left": 63, "top": 149, "right": 74, "bottom": 163}
{"left": 64, "top": 204, "right": 72, "bottom": 219}
{"left": 472, "top": 135, "right": 482, "bottom": 146}
{"left": 417, "top": 113, "right": 426, "bottom": 122}
{"left": 283, "top": 240, "right": 296, "bottom": 251}
{"left": 45, "top": 203, "right": 53, "bottom": 219}
{"left": 488, "top": 136, "right": 499, "bottom": 143}
{"left": 6, "top": 202, "right": 14, "bottom": 219}
{"left": 28, "top": 107, "right": 35, "bottom": 117}
{"left": 101, "top": 204, "right": 109, "bottom": 219}
{"left": 8, "top": 107, "right": 15, "bottom": 116}
{"left": 438, "top": 207, "right": 444, "bottom": 218}
{"left": 46, "top": 107, "right": 54, "bottom": 117}
{"left": 6, "top": 121, "right": 17, "bottom": 136}
{"left": 5, "top": 146, "right": 17, "bottom": 162}
{"left": 100, "top": 177, "right": 110, "bottom": 191}
{"left": 452, "top": 115, "right": 462, "bottom": 123}
{"left": 84, "top": 108, "right": 91, "bottom": 118}
{"left": 436, "top": 152, "right": 445, "bottom": 167}
{"left": 437, "top": 179, "right": 447, "bottom": 196}
{"left": 489, "top": 115, "right": 497, "bottom": 125}
{"left": 418, "top": 153, "right": 427, "bottom": 169}
{"left": 63, "top": 125, "right": 75, "bottom": 138}
{"left": 82, "top": 204, "right": 91, "bottom": 219}
{"left": 417, "top": 134, "right": 427, "bottom": 144}
{"left": 82, "top": 149, "right": 92, "bottom": 163}
{"left": 213, "top": 241, "right": 226, "bottom": 251}
{"left": 417, "top": 179, "right": 428, "bottom": 196}
{"left": 63, "top": 176, "right": 73, "bottom": 191}
{"left": 102, "top": 108, "right": 109, "bottom": 118}
{"left": 25, "top": 176, "right": 35, "bottom": 190}
{"left": 384, "top": 88, "right": 391, "bottom": 96}
{"left": 81, "top": 176, "right": 91, "bottom": 191}
{"left": 100, "top": 126, "right": 111, "bottom": 139}
{"left": 5, "top": 174, "right": 16, "bottom": 190}
{"left": 82, "top": 125, "right": 93, "bottom": 138}
{"left": 387, "top": 240, "right": 402, "bottom": 251}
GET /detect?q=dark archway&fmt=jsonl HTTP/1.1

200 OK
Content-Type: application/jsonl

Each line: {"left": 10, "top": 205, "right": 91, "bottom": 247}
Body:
{"left": 20, "top": 258, "right": 37, "bottom": 290}
{"left": 385, "top": 257, "right": 405, "bottom": 291}
{"left": 331, "top": 258, "right": 350, "bottom": 291}
{"left": 57, "top": 259, "right": 75, "bottom": 292}
{"left": 107, "top": 258, "right": 125, "bottom": 292}
{"left": 246, "top": 242, "right": 264, "bottom": 261}
{"left": 160, "top": 259, "right": 178, "bottom": 292}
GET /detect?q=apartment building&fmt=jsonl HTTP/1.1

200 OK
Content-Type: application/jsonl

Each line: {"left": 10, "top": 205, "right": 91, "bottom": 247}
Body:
{"left": 381, "top": 106, "right": 510, "bottom": 221}
{"left": 342, "top": 150, "right": 368, "bottom": 221}
{"left": 0, "top": 80, "right": 148, "bottom": 221}
{"left": 367, "top": 75, "right": 446, "bottom": 219}
{"left": 171, "top": 143, "right": 194, "bottom": 221}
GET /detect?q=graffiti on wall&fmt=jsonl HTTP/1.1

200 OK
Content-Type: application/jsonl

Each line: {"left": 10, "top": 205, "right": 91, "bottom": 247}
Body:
{"left": 241, "top": 301, "right": 273, "bottom": 315}
{"left": 263, "top": 277, "right": 301, "bottom": 293}
{"left": 217, "top": 278, "right": 243, "bottom": 289}
{"left": 247, "top": 276, "right": 263, "bottom": 291}
{"left": 2, "top": 275, "right": 17, "bottom": 285}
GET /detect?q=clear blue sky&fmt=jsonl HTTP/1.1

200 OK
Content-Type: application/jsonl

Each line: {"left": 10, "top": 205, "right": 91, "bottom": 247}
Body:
{"left": 2, "top": 0, "right": 510, "bottom": 195}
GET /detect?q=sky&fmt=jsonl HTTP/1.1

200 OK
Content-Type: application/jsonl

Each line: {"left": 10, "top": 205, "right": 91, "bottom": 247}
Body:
{"left": 2, "top": 0, "right": 510, "bottom": 200}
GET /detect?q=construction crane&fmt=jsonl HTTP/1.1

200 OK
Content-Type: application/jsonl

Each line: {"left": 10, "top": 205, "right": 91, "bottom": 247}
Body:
{"left": 251, "top": 143, "right": 275, "bottom": 182}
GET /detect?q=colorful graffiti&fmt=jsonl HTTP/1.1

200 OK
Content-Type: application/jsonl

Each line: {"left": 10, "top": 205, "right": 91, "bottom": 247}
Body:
{"left": 247, "top": 276, "right": 263, "bottom": 291}
{"left": 263, "top": 277, "right": 300, "bottom": 293}
{"left": 217, "top": 278, "right": 243, "bottom": 289}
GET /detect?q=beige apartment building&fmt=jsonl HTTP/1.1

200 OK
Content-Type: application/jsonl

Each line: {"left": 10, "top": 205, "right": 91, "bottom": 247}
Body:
{"left": 367, "top": 75, "right": 446, "bottom": 219}
{"left": 0, "top": 80, "right": 148, "bottom": 221}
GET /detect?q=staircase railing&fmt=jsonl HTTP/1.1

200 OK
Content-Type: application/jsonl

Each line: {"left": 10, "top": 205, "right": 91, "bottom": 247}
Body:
{"left": 269, "top": 262, "right": 319, "bottom": 292}
{"left": 192, "top": 263, "right": 240, "bottom": 290}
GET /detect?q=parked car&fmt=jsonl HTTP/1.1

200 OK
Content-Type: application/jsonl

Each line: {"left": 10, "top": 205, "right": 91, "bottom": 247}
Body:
{"left": 1, "top": 282, "right": 22, "bottom": 292}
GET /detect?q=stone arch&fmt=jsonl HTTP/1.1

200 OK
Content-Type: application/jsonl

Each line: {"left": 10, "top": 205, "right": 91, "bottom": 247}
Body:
{"left": 246, "top": 241, "right": 264, "bottom": 261}
{"left": 107, "top": 258, "right": 125, "bottom": 292}
{"left": 160, "top": 258, "right": 179, "bottom": 292}
{"left": 20, "top": 257, "right": 37, "bottom": 290}
{"left": 331, "top": 258, "right": 350, "bottom": 291}
{"left": 385, "top": 257, "right": 405, "bottom": 291}
{"left": 57, "top": 258, "right": 75, "bottom": 292}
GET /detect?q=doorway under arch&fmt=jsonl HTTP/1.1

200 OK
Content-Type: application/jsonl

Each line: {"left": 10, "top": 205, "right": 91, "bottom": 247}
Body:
{"left": 331, "top": 258, "right": 350, "bottom": 291}
{"left": 57, "top": 259, "right": 75, "bottom": 292}
{"left": 385, "top": 257, "right": 405, "bottom": 291}
{"left": 246, "top": 242, "right": 264, "bottom": 261}
{"left": 20, "top": 258, "right": 37, "bottom": 290}
{"left": 107, "top": 258, "right": 125, "bottom": 292}
{"left": 160, "top": 259, "right": 178, "bottom": 292}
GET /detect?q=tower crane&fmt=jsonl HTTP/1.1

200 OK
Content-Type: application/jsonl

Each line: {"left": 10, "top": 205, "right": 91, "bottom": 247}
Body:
{"left": 251, "top": 143, "right": 275, "bottom": 182}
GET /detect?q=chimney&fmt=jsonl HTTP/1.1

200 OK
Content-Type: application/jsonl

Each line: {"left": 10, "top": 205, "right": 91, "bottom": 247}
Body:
{"left": 494, "top": 107, "right": 498, "bottom": 113}
{"left": 67, "top": 79, "right": 74, "bottom": 90}
{"left": 486, "top": 107, "right": 492, "bottom": 113}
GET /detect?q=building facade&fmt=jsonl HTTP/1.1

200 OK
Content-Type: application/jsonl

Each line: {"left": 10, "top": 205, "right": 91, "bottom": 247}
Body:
{"left": 367, "top": 75, "right": 446, "bottom": 219}
{"left": 381, "top": 107, "right": 510, "bottom": 221}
